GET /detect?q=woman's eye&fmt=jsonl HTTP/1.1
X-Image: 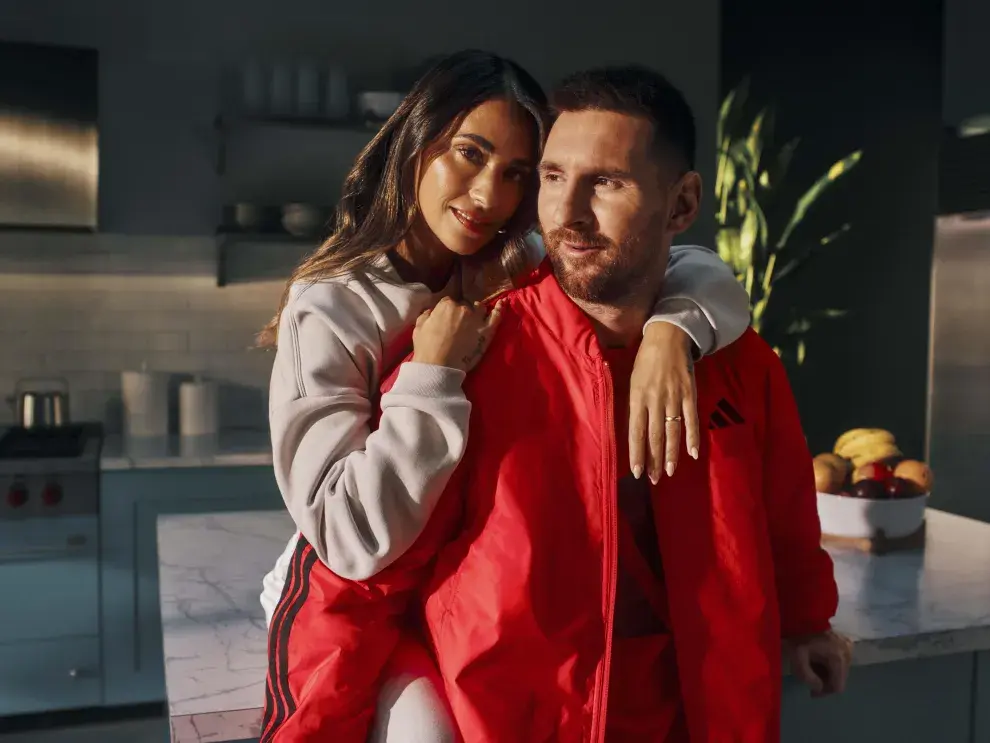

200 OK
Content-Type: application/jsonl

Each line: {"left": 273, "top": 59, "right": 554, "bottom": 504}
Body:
{"left": 456, "top": 146, "right": 484, "bottom": 164}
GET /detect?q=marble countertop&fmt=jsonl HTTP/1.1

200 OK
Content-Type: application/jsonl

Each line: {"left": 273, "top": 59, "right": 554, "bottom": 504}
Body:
{"left": 101, "top": 430, "right": 272, "bottom": 470}
{"left": 157, "top": 508, "right": 990, "bottom": 742}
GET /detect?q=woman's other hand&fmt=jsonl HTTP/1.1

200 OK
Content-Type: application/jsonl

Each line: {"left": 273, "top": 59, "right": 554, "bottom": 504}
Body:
{"left": 628, "top": 322, "right": 700, "bottom": 483}
{"left": 412, "top": 298, "right": 504, "bottom": 372}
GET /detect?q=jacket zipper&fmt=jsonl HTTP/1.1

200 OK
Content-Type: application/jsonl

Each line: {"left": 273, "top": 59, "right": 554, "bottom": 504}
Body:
{"left": 591, "top": 358, "right": 618, "bottom": 742}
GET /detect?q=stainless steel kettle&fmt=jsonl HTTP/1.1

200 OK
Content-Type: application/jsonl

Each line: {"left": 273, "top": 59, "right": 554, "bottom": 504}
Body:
{"left": 8, "top": 378, "right": 71, "bottom": 428}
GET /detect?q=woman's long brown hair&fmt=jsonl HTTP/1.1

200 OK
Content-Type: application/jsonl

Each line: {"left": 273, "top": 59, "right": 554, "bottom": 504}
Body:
{"left": 257, "top": 50, "right": 551, "bottom": 348}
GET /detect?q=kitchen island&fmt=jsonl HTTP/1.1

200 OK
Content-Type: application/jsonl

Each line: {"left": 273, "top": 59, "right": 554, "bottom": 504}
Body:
{"left": 158, "top": 509, "right": 990, "bottom": 743}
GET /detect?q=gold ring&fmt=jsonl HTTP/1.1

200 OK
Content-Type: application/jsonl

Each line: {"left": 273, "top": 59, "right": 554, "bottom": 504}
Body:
{"left": 665, "top": 416, "right": 682, "bottom": 423}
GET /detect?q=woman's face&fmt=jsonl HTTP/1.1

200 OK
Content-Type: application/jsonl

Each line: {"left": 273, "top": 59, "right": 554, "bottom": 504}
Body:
{"left": 416, "top": 98, "right": 536, "bottom": 257}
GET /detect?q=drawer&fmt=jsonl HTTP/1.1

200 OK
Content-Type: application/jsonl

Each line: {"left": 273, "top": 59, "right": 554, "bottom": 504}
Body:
{"left": 0, "top": 636, "right": 102, "bottom": 716}
{"left": 0, "top": 548, "right": 99, "bottom": 642}
{"left": 0, "top": 516, "right": 99, "bottom": 641}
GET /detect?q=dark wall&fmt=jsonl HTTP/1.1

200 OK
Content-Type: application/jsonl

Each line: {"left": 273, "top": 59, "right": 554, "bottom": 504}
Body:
{"left": 0, "top": 0, "right": 719, "bottom": 242}
{"left": 721, "top": 1, "right": 943, "bottom": 459}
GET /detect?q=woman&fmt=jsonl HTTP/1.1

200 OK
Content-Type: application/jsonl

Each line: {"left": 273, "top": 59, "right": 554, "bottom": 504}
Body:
{"left": 260, "top": 50, "right": 750, "bottom": 742}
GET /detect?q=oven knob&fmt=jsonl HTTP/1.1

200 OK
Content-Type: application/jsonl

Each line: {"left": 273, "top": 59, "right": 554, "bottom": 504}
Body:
{"left": 7, "top": 484, "right": 28, "bottom": 508}
{"left": 42, "top": 484, "right": 63, "bottom": 506}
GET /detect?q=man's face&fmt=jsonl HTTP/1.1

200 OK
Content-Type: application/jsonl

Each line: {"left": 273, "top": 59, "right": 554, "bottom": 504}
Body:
{"left": 537, "top": 109, "right": 698, "bottom": 305}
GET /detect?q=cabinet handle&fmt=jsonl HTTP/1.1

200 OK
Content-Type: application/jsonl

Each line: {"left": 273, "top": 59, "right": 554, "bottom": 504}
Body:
{"left": 68, "top": 667, "right": 95, "bottom": 679}
{"left": 0, "top": 536, "right": 89, "bottom": 563}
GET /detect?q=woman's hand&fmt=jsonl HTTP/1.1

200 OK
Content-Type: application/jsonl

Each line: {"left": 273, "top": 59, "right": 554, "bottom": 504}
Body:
{"left": 412, "top": 297, "right": 504, "bottom": 372}
{"left": 628, "top": 322, "right": 700, "bottom": 483}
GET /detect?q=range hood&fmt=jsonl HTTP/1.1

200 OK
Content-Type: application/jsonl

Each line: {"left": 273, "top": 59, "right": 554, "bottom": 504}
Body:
{"left": 0, "top": 41, "right": 99, "bottom": 231}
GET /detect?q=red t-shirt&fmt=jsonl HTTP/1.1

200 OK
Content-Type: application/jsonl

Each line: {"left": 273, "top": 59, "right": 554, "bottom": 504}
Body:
{"left": 602, "top": 345, "right": 687, "bottom": 742}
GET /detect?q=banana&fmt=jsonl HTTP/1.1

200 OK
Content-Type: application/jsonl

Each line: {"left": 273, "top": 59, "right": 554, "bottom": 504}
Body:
{"left": 833, "top": 428, "right": 884, "bottom": 452}
{"left": 834, "top": 429, "right": 896, "bottom": 459}
{"left": 832, "top": 428, "right": 894, "bottom": 454}
{"left": 851, "top": 443, "right": 902, "bottom": 470}
{"left": 841, "top": 434, "right": 896, "bottom": 456}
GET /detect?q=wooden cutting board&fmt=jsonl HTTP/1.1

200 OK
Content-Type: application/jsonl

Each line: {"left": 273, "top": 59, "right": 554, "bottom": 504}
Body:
{"left": 821, "top": 520, "right": 927, "bottom": 554}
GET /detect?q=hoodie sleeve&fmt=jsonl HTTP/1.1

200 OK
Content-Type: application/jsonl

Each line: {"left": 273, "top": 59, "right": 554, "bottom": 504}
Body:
{"left": 645, "top": 244, "right": 751, "bottom": 355}
{"left": 268, "top": 281, "right": 471, "bottom": 581}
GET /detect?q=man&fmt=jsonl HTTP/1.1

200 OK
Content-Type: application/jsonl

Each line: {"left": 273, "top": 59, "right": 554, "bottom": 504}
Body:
{"left": 264, "top": 66, "right": 849, "bottom": 743}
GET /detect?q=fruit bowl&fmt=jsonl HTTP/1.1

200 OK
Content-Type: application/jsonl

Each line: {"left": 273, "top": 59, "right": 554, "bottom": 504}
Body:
{"left": 813, "top": 427, "right": 935, "bottom": 541}
{"left": 816, "top": 490, "right": 928, "bottom": 539}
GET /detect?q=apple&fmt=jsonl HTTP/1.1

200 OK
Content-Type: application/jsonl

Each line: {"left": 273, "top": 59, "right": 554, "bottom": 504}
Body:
{"left": 849, "top": 480, "right": 885, "bottom": 499}
{"left": 852, "top": 462, "right": 893, "bottom": 485}
{"left": 885, "top": 477, "right": 923, "bottom": 499}
{"left": 893, "top": 460, "right": 934, "bottom": 494}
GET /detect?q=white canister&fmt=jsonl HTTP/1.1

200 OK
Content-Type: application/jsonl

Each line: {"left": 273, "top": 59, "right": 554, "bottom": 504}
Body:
{"left": 296, "top": 62, "right": 320, "bottom": 118}
{"left": 269, "top": 62, "right": 295, "bottom": 116}
{"left": 179, "top": 377, "right": 219, "bottom": 438}
{"left": 121, "top": 369, "right": 169, "bottom": 438}
{"left": 241, "top": 59, "right": 268, "bottom": 114}
{"left": 324, "top": 65, "right": 350, "bottom": 120}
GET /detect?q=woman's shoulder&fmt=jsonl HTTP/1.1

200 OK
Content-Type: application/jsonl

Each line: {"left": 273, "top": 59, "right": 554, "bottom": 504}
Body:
{"left": 279, "top": 257, "right": 431, "bottom": 369}
{"left": 285, "top": 256, "right": 417, "bottom": 314}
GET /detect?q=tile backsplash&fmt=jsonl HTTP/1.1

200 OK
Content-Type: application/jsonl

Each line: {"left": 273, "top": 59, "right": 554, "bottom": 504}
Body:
{"left": 0, "top": 252, "right": 284, "bottom": 432}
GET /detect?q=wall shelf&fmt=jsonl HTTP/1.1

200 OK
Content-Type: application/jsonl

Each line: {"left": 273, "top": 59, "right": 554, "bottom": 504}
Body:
{"left": 213, "top": 113, "right": 379, "bottom": 177}
{"left": 215, "top": 230, "right": 318, "bottom": 287}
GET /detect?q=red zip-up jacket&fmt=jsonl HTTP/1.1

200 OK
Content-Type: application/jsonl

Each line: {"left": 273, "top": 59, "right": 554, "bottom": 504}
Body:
{"left": 262, "top": 263, "right": 838, "bottom": 743}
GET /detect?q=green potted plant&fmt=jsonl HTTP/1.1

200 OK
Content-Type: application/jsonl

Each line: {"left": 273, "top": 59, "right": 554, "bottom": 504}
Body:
{"left": 716, "top": 78, "right": 862, "bottom": 365}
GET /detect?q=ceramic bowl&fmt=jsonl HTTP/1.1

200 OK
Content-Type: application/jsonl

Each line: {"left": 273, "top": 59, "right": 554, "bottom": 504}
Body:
{"left": 281, "top": 203, "right": 323, "bottom": 238}
{"left": 816, "top": 491, "right": 928, "bottom": 539}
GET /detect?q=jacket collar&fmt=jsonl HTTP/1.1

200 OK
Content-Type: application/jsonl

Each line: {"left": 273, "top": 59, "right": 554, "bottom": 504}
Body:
{"left": 512, "top": 259, "right": 606, "bottom": 362}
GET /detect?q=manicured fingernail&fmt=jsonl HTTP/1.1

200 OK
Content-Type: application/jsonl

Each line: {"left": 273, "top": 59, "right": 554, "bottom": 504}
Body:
{"left": 690, "top": 447, "right": 699, "bottom": 460}
{"left": 632, "top": 465, "right": 643, "bottom": 479}
{"left": 666, "top": 461, "right": 675, "bottom": 477}
{"left": 649, "top": 471, "right": 659, "bottom": 485}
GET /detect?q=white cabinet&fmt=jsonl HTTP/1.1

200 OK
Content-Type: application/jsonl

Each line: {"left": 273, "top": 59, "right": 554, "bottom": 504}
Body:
{"left": 0, "top": 637, "right": 102, "bottom": 717}
{"left": 100, "top": 467, "right": 281, "bottom": 707}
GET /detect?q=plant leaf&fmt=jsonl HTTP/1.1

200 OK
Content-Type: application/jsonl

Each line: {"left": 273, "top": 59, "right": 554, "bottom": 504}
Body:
{"left": 724, "top": 143, "right": 769, "bottom": 249}
{"left": 752, "top": 296, "right": 768, "bottom": 329}
{"left": 716, "top": 155, "right": 737, "bottom": 225}
{"left": 745, "top": 108, "right": 767, "bottom": 173}
{"left": 762, "top": 136, "right": 800, "bottom": 193}
{"left": 739, "top": 207, "right": 759, "bottom": 268}
{"left": 777, "top": 151, "right": 862, "bottom": 248}
{"left": 797, "top": 340, "right": 807, "bottom": 365}
{"left": 716, "top": 90, "right": 736, "bottom": 148}
{"left": 773, "top": 222, "right": 852, "bottom": 283}
{"left": 716, "top": 227, "right": 742, "bottom": 271}
{"left": 718, "top": 78, "right": 750, "bottom": 141}
{"left": 785, "top": 318, "right": 813, "bottom": 335}
{"left": 819, "top": 223, "right": 851, "bottom": 246}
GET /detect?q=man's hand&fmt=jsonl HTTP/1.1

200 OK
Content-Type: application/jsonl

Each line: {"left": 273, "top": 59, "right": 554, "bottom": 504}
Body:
{"left": 785, "top": 630, "right": 852, "bottom": 697}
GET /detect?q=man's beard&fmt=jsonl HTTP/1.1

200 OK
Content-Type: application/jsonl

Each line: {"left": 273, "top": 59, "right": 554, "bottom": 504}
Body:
{"left": 544, "top": 227, "right": 657, "bottom": 306}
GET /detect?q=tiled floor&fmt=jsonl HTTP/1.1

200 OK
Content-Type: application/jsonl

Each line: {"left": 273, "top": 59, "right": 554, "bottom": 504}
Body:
{"left": 0, "top": 718, "right": 168, "bottom": 743}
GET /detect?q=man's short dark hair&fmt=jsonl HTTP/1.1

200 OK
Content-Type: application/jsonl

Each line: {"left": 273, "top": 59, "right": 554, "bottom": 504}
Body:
{"left": 550, "top": 65, "right": 696, "bottom": 172}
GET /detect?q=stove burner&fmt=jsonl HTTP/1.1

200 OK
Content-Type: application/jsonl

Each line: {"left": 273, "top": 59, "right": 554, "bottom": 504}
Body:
{"left": 0, "top": 426, "right": 87, "bottom": 460}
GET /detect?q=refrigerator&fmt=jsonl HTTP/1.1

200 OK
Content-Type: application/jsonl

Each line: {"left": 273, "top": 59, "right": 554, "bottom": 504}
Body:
{"left": 927, "top": 212, "right": 990, "bottom": 521}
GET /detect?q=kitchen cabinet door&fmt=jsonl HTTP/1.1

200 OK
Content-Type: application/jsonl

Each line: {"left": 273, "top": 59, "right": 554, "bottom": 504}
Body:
{"left": 0, "top": 637, "right": 102, "bottom": 717}
{"left": 100, "top": 467, "right": 281, "bottom": 707}
{"left": 781, "top": 652, "right": 973, "bottom": 742}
